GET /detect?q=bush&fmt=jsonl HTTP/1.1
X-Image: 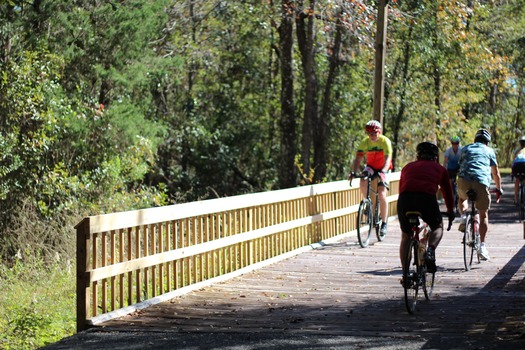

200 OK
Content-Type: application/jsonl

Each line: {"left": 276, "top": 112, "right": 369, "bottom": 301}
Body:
{"left": 0, "top": 257, "right": 75, "bottom": 350}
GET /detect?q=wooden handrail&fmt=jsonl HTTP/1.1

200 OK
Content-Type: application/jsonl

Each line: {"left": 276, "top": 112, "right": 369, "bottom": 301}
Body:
{"left": 76, "top": 173, "right": 401, "bottom": 331}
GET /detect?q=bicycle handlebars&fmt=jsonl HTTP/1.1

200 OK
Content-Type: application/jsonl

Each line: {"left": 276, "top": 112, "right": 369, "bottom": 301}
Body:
{"left": 348, "top": 171, "right": 383, "bottom": 186}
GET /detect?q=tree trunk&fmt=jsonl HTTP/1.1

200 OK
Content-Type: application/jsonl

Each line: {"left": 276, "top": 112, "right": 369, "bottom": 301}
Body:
{"left": 278, "top": 0, "right": 297, "bottom": 189}
{"left": 296, "top": 0, "right": 318, "bottom": 183}
{"left": 315, "top": 10, "right": 344, "bottom": 182}
{"left": 391, "top": 25, "right": 413, "bottom": 172}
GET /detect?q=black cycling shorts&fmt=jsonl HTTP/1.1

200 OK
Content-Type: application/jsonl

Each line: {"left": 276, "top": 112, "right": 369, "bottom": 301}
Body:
{"left": 397, "top": 192, "right": 442, "bottom": 234}
{"left": 512, "top": 162, "right": 525, "bottom": 177}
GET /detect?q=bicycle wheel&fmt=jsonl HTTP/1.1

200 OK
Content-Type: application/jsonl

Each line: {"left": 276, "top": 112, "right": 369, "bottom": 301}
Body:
{"left": 375, "top": 202, "right": 386, "bottom": 242}
{"left": 356, "top": 199, "right": 373, "bottom": 248}
{"left": 403, "top": 239, "right": 419, "bottom": 314}
{"left": 423, "top": 262, "right": 435, "bottom": 300}
{"left": 463, "top": 214, "right": 475, "bottom": 271}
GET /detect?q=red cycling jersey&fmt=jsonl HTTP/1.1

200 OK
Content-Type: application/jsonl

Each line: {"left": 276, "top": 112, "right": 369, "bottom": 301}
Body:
{"left": 399, "top": 159, "right": 454, "bottom": 213}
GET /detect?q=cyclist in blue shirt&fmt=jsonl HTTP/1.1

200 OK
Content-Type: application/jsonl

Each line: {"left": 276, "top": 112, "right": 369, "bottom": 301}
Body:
{"left": 443, "top": 136, "right": 462, "bottom": 214}
{"left": 443, "top": 136, "right": 462, "bottom": 180}
{"left": 457, "top": 129, "right": 502, "bottom": 261}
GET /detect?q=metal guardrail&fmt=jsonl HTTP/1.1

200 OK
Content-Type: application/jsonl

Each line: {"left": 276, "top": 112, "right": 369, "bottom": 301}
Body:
{"left": 76, "top": 173, "right": 401, "bottom": 331}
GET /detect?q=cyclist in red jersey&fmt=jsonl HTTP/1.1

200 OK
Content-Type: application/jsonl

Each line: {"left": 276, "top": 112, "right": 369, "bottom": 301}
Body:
{"left": 349, "top": 120, "right": 393, "bottom": 236}
{"left": 397, "top": 142, "right": 455, "bottom": 273}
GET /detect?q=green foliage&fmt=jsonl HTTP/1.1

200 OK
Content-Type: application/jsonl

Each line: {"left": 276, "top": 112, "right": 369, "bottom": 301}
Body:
{"left": 0, "top": 1, "right": 525, "bottom": 347}
{"left": 0, "top": 258, "right": 75, "bottom": 349}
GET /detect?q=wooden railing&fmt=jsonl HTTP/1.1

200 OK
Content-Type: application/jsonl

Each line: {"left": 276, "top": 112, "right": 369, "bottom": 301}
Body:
{"left": 76, "top": 173, "right": 401, "bottom": 331}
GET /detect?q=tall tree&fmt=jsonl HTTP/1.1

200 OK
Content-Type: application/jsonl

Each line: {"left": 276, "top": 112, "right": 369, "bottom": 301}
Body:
{"left": 278, "top": 0, "right": 298, "bottom": 188}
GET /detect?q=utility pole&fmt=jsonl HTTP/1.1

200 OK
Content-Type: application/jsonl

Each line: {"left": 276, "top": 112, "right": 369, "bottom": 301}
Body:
{"left": 373, "top": 0, "right": 389, "bottom": 125}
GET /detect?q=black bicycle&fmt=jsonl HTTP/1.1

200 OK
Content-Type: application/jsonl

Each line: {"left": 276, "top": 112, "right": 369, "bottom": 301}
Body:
{"left": 350, "top": 171, "right": 385, "bottom": 248}
{"left": 462, "top": 189, "right": 481, "bottom": 271}
{"left": 516, "top": 173, "right": 525, "bottom": 222}
{"left": 402, "top": 211, "right": 452, "bottom": 314}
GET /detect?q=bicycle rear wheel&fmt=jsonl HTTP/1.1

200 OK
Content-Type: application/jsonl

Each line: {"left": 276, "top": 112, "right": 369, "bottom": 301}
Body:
{"left": 463, "top": 214, "right": 475, "bottom": 271}
{"left": 423, "top": 266, "right": 434, "bottom": 300}
{"left": 403, "top": 239, "right": 419, "bottom": 314}
{"left": 357, "top": 199, "right": 373, "bottom": 248}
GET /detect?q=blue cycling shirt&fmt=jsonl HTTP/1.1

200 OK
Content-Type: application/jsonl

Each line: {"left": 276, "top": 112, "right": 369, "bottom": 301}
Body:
{"left": 444, "top": 146, "right": 462, "bottom": 170}
{"left": 458, "top": 142, "right": 498, "bottom": 187}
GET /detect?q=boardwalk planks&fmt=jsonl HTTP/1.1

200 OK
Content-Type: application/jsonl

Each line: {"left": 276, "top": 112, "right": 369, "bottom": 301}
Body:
{"left": 99, "top": 177, "right": 525, "bottom": 347}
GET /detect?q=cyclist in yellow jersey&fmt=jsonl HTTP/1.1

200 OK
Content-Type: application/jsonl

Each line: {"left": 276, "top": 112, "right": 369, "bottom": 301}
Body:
{"left": 349, "top": 120, "right": 393, "bottom": 236}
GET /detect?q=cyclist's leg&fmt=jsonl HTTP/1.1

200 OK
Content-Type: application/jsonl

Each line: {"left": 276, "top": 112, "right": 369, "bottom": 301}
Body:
{"left": 399, "top": 231, "right": 411, "bottom": 271}
{"left": 456, "top": 177, "right": 469, "bottom": 215}
{"left": 478, "top": 209, "right": 488, "bottom": 242}
{"left": 420, "top": 195, "right": 444, "bottom": 249}
{"left": 473, "top": 182, "right": 491, "bottom": 243}
{"left": 514, "top": 177, "right": 519, "bottom": 204}
{"left": 359, "top": 178, "right": 367, "bottom": 199}
{"left": 397, "top": 193, "right": 413, "bottom": 270}
{"left": 377, "top": 181, "right": 388, "bottom": 222}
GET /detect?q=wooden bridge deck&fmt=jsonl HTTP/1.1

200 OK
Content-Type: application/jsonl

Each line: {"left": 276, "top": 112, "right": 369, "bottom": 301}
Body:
{"left": 98, "top": 177, "right": 525, "bottom": 348}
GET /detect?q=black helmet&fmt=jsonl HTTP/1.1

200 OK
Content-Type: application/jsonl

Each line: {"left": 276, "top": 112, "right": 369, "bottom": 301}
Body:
{"left": 474, "top": 129, "right": 491, "bottom": 144}
{"left": 416, "top": 142, "right": 439, "bottom": 160}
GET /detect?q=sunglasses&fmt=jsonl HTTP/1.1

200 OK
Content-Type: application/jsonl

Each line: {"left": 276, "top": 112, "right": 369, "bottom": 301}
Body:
{"left": 451, "top": 142, "right": 459, "bottom": 145}
{"left": 367, "top": 131, "right": 379, "bottom": 136}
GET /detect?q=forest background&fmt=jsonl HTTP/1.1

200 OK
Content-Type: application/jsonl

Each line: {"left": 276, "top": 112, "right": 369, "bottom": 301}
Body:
{"left": 0, "top": 0, "right": 524, "bottom": 348}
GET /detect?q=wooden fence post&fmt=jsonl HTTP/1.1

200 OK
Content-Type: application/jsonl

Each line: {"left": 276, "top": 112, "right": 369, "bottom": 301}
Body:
{"left": 76, "top": 218, "right": 90, "bottom": 332}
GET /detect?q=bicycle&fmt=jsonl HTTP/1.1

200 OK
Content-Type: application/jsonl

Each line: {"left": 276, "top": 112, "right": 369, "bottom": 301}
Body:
{"left": 462, "top": 189, "right": 481, "bottom": 271}
{"left": 402, "top": 211, "right": 452, "bottom": 314}
{"left": 462, "top": 188, "right": 501, "bottom": 270}
{"left": 515, "top": 173, "right": 525, "bottom": 222}
{"left": 350, "top": 171, "right": 386, "bottom": 248}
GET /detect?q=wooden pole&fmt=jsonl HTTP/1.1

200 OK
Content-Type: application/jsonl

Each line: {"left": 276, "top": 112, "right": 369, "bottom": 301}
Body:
{"left": 76, "top": 218, "right": 90, "bottom": 332}
{"left": 373, "top": 0, "right": 389, "bottom": 125}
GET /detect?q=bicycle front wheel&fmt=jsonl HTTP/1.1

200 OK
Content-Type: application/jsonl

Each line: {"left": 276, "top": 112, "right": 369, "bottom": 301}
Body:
{"left": 357, "top": 199, "right": 373, "bottom": 248}
{"left": 463, "top": 214, "right": 475, "bottom": 271}
{"left": 375, "top": 204, "right": 386, "bottom": 242}
{"left": 403, "top": 239, "right": 419, "bottom": 314}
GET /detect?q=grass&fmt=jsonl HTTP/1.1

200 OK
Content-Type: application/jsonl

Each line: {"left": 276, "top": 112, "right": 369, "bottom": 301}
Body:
{"left": 0, "top": 256, "right": 76, "bottom": 350}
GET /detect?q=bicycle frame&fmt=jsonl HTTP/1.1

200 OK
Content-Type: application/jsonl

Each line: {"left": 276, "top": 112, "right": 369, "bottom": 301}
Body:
{"left": 402, "top": 211, "right": 431, "bottom": 314}
{"left": 364, "top": 175, "right": 380, "bottom": 226}
{"left": 352, "top": 172, "right": 384, "bottom": 248}
{"left": 403, "top": 211, "right": 452, "bottom": 314}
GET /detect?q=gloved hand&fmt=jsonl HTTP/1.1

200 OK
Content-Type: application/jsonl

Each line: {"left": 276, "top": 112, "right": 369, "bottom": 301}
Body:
{"left": 348, "top": 172, "right": 355, "bottom": 182}
{"left": 446, "top": 211, "right": 455, "bottom": 231}
{"left": 378, "top": 171, "right": 386, "bottom": 182}
{"left": 496, "top": 188, "right": 503, "bottom": 203}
